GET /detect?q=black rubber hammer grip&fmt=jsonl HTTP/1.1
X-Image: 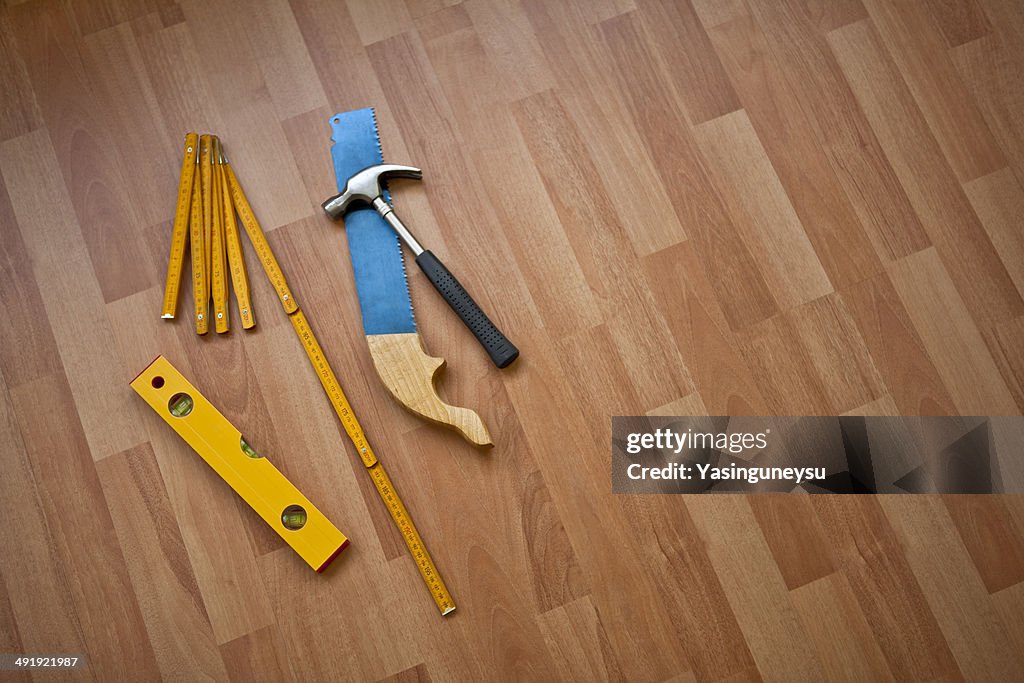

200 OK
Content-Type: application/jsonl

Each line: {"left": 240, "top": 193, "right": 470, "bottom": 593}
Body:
{"left": 415, "top": 250, "right": 519, "bottom": 368}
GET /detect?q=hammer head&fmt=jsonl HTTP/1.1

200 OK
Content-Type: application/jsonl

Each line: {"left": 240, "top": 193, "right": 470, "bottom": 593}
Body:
{"left": 322, "top": 163, "right": 422, "bottom": 219}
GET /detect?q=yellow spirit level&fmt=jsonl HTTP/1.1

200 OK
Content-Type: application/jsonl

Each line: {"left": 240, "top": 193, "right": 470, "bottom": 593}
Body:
{"left": 131, "top": 355, "right": 349, "bottom": 572}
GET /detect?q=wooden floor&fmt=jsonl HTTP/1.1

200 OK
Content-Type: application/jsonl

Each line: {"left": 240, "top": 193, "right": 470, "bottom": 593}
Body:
{"left": 2, "top": 0, "right": 1024, "bottom": 680}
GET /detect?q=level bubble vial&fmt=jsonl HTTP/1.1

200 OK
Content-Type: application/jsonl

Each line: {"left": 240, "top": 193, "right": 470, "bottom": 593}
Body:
{"left": 168, "top": 392, "right": 194, "bottom": 417}
{"left": 281, "top": 505, "right": 307, "bottom": 530}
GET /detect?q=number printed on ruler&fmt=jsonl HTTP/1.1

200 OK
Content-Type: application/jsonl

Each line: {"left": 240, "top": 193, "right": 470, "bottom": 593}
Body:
{"left": 161, "top": 133, "right": 199, "bottom": 318}
{"left": 224, "top": 164, "right": 297, "bottom": 313}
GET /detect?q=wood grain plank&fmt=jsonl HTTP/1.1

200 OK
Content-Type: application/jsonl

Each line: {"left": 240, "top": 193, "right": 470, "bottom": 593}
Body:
{"left": 860, "top": 0, "right": 1004, "bottom": 182}
{"left": 10, "top": 372, "right": 161, "bottom": 678}
{"left": 723, "top": 1, "right": 930, "bottom": 268}
{"left": 787, "top": 293, "right": 886, "bottom": 414}
{"left": 244, "top": 0, "right": 328, "bottom": 120}
{"left": 992, "top": 582, "right": 1024, "bottom": 659}
{"left": 599, "top": 12, "right": 778, "bottom": 330}
{"left": 418, "top": 17, "right": 602, "bottom": 341}
{"left": 80, "top": 22, "right": 176, "bottom": 230}
{"left": 634, "top": 0, "right": 742, "bottom": 124}
{"left": 694, "top": 110, "right": 834, "bottom": 309}
{"left": 346, "top": 0, "right": 413, "bottom": 45}
{"left": 10, "top": 0, "right": 156, "bottom": 303}
{"left": 0, "top": 376, "right": 89, "bottom": 662}
{"left": 131, "top": 15, "right": 218, "bottom": 139}
{"left": 462, "top": 0, "right": 555, "bottom": 103}
{"left": 737, "top": 314, "right": 832, "bottom": 415}
{"left": 513, "top": 90, "right": 693, "bottom": 408}
{"left": 0, "top": 177, "right": 63, "bottom": 388}
{"left": 646, "top": 392, "right": 707, "bottom": 418}
{"left": 828, "top": 19, "right": 1024, "bottom": 339}
{"left": 503, "top": 325, "right": 693, "bottom": 681}
{"left": 554, "top": 322, "right": 745, "bottom": 680}
{"left": 685, "top": 496, "right": 826, "bottom": 680}
{"left": 538, "top": 597, "right": 626, "bottom": 682}
{"left": 96, "top": 443, "right": 230, "bottom": 682}
{"left": 521, "top": 468, "right": 590, "bottom": 612}
{"left": 619, "top": 494, "right": 758, "bottom": 681}
{"left": 949, "top": 0, "right": 1024, "bottom": 187}
{"left": 0, "top": 573, "right": 30, "bottom": 683}
{"left": 748, "top": 497, "right": 836, "bottom": 590}
{"left": 395, "top": 428, "right": 562, "bottom": 681}
{"left": 943, "top": 496, "right": 1024, "bottom": 594}
{"left": 927, "top": 0, "right": 992, "bottom": 47}
{"left": 1, "top": 130, "right": 150, "bottom": 460}
{"left": 881, "top": 496, "right": 1024, "bottom": 679}
{"left": 220, "top": 625, "right": 295, "bottom": 683}
{"left": 963, "top": 167, "right": 1024, "bottom": 299}
{"left": 179, "top": 0, "right": 311, "bottom": 231}
{"left": 707, "top": 12, "right": 888, "bottom": 294}
{"left": 886, "top": 248, "right": 1017, "bottom": 415}
{"left": 66, "top": 0, "right": 162, "bottom": 36}
{"left": 0, "top": 11, "right": 42, "bottom": 142}
{"left": 843, "top": 271, "right": 958, "bottom": 415}
{"left": 811, "top": 496, "right": 961, "bottom": 681}
{"left": 991, "top": 315, "right": 1024, "bottom": 412}
{"left": 288, "top": 0, "right": 387, "bottom": 110}
{"left": 378, "top": 663, "right": 432, "bottom": 683}
{"left": 790, "top": 573, "right": 895, "bottom": 682}
{"left": 642, "top": 241, "right": 768, "bottom": 415}
{"left": 522, "top": 0, "right": 689, "bottom": 258}
{"left": 791, "top": 0, "right": 869, "bottom": 33}
{"left": 690, "top": 0, "right": 746, "bottom": 28}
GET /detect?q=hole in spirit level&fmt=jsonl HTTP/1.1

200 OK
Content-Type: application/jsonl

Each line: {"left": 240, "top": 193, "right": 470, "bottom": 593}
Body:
{"left": 281, "top": 505, "right": 307, "bottom": 530}
{"left": 152, "top": 376, "right": 165, "bottom": 389}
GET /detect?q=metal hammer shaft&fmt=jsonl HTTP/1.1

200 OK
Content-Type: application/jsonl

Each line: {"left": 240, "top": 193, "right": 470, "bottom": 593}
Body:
{"left": 378, "top": 199, "right": 518, "bottom": 368}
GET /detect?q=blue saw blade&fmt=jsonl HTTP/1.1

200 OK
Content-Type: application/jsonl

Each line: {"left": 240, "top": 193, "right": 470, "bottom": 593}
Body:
{"left": 329, "top": 108, "right": 416, "bottom": 335}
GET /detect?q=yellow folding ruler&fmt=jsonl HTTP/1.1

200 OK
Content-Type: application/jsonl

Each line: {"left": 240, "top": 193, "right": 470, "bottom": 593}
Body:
{"left": 160, "top": 136, "right": 454, "bottom": 614}
{"left": 223, "top": 158, "right": 455, "bottom": 615}
{"left": 162, "top": 133, "right": 253, "bottom": 334}
{"left": 131, "top": 355, "right": 350, "bottom": 572}
{"left": 161, "top": 133, "right": 197, "bottom": 319}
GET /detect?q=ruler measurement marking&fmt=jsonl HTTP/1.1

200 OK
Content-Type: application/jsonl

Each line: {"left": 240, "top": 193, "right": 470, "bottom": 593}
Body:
{"left": 222, "top": 169, "right": 453, "bottom": 613}
{"left": 162, "top": 133, "right": 199, "bottom": 319}
{"left": 189, "top": 154, "right": 208, "bottom": 335}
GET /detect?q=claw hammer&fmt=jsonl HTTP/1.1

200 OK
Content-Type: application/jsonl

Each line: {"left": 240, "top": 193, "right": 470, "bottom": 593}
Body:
{"left": 323, "top": 164, "right": 519, "bottom": 368}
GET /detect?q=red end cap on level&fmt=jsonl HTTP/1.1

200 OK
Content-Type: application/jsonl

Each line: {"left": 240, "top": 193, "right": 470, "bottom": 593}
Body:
{"left": 316, "top": 538, "right": 351, "bottom": 573}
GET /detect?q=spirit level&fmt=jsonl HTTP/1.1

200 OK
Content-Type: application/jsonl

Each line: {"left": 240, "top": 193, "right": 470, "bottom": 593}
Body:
{"left": 131, "top": 355, "right": 350, "bottom": 572}
{"left": 161, "top": 133, "right": 198, "bottom": 319}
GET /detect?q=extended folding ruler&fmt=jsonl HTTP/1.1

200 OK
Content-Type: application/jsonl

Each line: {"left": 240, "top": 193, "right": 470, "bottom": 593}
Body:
{"left": 160, "top": 134, "right": 455, "bottom": 614}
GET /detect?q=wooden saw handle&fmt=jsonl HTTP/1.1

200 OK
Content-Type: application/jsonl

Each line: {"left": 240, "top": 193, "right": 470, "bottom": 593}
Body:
{"left": 366, "top": 332, "right": 492, "bottom": 447}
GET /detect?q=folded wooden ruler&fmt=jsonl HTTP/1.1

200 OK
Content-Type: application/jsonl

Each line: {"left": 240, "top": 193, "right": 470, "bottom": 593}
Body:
{"left": 158, "top": 134, "right": 455, "bottom": 615}
{"left": 161, "top": 133, "right": 255, "bottom": 332}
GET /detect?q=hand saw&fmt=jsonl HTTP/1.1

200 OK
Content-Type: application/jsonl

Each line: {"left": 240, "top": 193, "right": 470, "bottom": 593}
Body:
{"left": 329, "top": 109, "right": 492, "bottom": 448}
